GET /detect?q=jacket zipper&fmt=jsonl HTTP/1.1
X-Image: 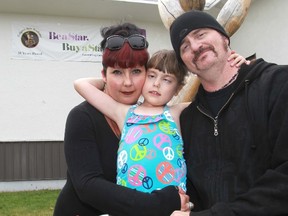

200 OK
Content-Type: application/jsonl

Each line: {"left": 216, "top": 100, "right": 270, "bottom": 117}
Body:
{"left": 197, "top": 93, "right": 235, "bottom": 136}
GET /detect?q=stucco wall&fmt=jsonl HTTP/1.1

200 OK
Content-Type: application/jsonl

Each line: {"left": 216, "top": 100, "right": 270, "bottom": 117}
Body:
{"left": 230, "top": 0, "right": 288, "bottom": 64}
{"left": 1, "top": 0, "right": 287, "bottom": 141}
{"left": 0, "top": 13, "right": 171, "bottom": 141}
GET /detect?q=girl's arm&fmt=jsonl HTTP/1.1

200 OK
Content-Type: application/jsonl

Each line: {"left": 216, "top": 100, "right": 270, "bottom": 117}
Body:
{"left": 171, "top": 102, "right": 191, "bottom": 117}
{"left": 75, "top": 77, "right": 106, "bottom": 90}
{"left": 170, "top": 102, "right": 191, "bottom": 136}
{"left": 228, "top": 51, "right": 250, "bottom": 67}
{"left": 74, "top": 77, "right": 127, "bottom": 129}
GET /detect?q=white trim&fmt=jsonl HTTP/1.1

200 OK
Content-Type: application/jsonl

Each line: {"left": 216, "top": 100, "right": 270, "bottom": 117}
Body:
{"left": 111, "top": 0, "right": 157, "bottom": 4}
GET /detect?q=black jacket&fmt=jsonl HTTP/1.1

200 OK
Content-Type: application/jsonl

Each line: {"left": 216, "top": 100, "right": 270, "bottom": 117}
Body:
{"left": 181, "top": 59, "right": 288, "bottom": 216}
{"left": 54, "top": 101, "right": 180, "bottom": 216}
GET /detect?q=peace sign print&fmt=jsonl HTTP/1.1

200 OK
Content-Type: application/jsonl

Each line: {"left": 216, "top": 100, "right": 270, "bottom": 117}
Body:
{"left": 172, "top": 130, "right": 181, "bottom": 141}
{"left": 162, "top": 146, "right": 174, "bottom": 161}
{"left": 121, "top": 163, "right": 128, "bottom": 174}
{"left": 125, "top": 126, "right": 143, "bottom": 144}
{"left": 153, "top": 133, "right": 172, "bottom": 150}
{"left": 173, "top": 166, "right": 186, "bottom": 182}
{"left": 117, "top": 150, "right": 128, "bottom": 169}
{"left": 142, "top": 176, "right": 153, "bottom": 190}
{"left": 128, "top": 164, "right": 146, "bottom": 186}
{"left": 156, "top": 161, "right": 175, "bottom": 184}
{"left": 138, "top": 137, "right": 149, "bottom": 146}
{"left": 177, "top": 158, "right": 185, "bottom": 168}
{"left": 130, "top": 144, "right": 147, "bottom": 161}
{"left": 145, "top": 149, "right": 157, "bottom": 160}
{"left": 158, "top": 120, "right": 174, "bottom": 135}
{"left": 176, "top": 144, "right": 184, "bottom": 157}
{"left": 178, "top": 182, "right": 187, "bottom": 192}
{"left": 163, "top": 110, "right": 174, "bottom": 122}
{"left": 140, "top": 124, "right": 157, "bottom": 134}
{"left": 117, "top": 176, "right": 127, "bottom": 187}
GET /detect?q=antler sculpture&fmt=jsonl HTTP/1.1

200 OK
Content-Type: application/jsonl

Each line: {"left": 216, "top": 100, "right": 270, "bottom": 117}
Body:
{"left": 158, "top": 0, "right": 251, "bottom": 103}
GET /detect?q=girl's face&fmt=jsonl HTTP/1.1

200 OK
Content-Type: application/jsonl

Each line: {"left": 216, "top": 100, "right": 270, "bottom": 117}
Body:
{"left": 141, "top": 68, "right": 180, "bottom": 107}
{"left": 102, "top": 65, "right": 146, "bottom": 105}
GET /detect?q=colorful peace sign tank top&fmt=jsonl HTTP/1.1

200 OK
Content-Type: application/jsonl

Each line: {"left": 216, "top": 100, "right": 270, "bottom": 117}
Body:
{"left": 116, "top": 104, "right": 187, "bottom": 193}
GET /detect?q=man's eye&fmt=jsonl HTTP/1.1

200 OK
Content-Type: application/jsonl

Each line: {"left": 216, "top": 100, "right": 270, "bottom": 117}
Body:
{"left": 198, "top": 32, "right": 205, "bottom": 38}
{"left": 181, "top": 44, "right": 189, "bottom": 53}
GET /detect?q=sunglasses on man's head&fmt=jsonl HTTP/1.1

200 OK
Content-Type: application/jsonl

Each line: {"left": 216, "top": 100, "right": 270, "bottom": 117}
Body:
{"left": 105, "top": 34, "right": 148, "bottom": 50}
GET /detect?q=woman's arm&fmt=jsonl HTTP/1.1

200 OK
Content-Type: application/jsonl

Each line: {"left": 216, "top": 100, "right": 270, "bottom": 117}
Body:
{"left": 64, "top": 105, "right": 182, "bottom": 216}
{"left": 74, "top": 77, "right": 127, "bottom": 129}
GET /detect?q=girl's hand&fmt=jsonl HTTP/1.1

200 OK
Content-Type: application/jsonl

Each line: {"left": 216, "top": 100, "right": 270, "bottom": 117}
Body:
{"left": 228, "top": 50, "right": 250, "bottom": 68}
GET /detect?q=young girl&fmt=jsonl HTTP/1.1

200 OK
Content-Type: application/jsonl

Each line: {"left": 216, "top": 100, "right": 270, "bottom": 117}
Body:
{"left": 75, "top": 49, "right": 189, "bottom": 193}
{"left": 74, "top": 49, "right": 247, "bottom": 193}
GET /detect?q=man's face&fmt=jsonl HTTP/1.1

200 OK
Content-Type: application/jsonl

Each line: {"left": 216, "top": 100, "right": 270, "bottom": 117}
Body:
{"left": 179, "top": 28, "right": 229, "bottom": 76}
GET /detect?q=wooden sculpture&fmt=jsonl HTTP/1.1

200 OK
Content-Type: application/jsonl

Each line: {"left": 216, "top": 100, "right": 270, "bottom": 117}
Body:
{"left": 158, "top": 0, "right": 251, "bottom": 103}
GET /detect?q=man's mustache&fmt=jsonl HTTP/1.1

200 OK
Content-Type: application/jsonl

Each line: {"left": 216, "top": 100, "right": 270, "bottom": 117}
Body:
{"left": 193, "top": 45, "right": 215, "bottom": 64}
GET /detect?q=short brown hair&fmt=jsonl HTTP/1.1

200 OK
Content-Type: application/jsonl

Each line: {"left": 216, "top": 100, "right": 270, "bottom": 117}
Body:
{"left": 147, "top": 49, "right": 188, "bottom": 85}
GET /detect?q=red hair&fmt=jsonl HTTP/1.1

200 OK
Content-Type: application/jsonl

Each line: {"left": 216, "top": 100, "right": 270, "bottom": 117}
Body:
{"left": 102, "top": 42, "right": 149, "bottom": 72}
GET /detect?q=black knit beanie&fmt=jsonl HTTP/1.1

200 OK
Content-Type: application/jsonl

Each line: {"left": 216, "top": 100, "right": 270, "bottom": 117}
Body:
{"left": 170, "top": 10, "right": 230, "bottom": 63}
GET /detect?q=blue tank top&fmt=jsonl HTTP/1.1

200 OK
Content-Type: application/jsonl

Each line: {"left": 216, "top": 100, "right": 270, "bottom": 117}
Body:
{"left": 116, "top": 104, "right": 187, "bottom": 193}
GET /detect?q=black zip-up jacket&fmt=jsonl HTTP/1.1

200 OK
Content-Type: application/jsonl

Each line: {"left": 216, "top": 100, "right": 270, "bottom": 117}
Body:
{"left": 180, "top": 59, "right": 288, "bottom": 216}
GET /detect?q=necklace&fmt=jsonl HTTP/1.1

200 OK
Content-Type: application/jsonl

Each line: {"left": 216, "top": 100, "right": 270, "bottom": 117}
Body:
{"left": 220, "top": 71, "right": 239, "bottom": 90}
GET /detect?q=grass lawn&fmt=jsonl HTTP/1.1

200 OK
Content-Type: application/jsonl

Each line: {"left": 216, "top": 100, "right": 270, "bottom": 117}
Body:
{"left": 0, "top": 189, "right": 60, "bottom": 216}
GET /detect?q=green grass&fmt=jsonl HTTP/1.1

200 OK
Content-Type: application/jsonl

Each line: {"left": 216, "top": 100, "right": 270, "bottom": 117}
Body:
{"left": 0, "top": 189, "right": 60, "bottom": 216}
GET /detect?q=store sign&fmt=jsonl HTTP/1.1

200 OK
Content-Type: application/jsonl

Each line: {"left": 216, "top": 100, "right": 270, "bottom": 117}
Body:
{"left": 12, "top": 23, "right": 102, "bottom": 62}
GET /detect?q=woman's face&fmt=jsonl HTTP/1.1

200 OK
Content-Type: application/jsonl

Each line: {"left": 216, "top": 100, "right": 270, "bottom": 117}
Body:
{"left": 102, "top": 65, "right": 146, "bottom": 105}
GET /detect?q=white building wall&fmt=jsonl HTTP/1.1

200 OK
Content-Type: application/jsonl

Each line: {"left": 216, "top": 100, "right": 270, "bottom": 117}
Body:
{"left": 1, "top": 0, "right": 287, "bottom": 141}
{"left": 0, "top": 13, "right": 171, "bottom": 141}
{"left": 230, "top": 0, "right": 288, "bottom": 64}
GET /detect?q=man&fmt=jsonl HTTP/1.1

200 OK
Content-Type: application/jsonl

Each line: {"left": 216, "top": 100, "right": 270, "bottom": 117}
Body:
{"left": 169, "top": 10, "right": 288, "bottom": 216}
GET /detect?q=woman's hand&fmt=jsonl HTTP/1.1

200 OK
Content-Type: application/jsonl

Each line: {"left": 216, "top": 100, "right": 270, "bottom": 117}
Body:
{"left": 228, "top": 50, "right": 250, "bottom": 68}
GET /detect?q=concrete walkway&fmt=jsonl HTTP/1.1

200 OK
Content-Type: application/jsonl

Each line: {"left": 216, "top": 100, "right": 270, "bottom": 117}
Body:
{"left": 0, "top": 180, "right": 66, "bottom": 192}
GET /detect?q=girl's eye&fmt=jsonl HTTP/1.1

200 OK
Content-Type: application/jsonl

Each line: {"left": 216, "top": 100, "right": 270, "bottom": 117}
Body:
{"left": 147, "top": 74, "right": 155, "bottom": 79}
{"left": 163, "top": 78, "right": 172, "bottom": 83}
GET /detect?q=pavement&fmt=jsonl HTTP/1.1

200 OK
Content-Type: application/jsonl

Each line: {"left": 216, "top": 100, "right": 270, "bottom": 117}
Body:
{"left": 0, "top": 180, "right": 66, "bottom": 192}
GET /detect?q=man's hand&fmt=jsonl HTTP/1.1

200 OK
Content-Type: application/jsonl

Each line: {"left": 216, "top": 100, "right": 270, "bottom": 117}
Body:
{"left": 178, "top": 188, "right": 193, "bottom": 212}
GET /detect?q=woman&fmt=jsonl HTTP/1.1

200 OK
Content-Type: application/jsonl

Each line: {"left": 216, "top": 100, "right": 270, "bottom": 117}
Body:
{"left": 53, "top": 23, "right": 189, "bottom": 216}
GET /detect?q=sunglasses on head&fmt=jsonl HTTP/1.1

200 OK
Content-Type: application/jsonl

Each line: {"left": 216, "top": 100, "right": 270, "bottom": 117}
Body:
{"left": 105, "top": 34, "right": 148, "bottom": 50}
